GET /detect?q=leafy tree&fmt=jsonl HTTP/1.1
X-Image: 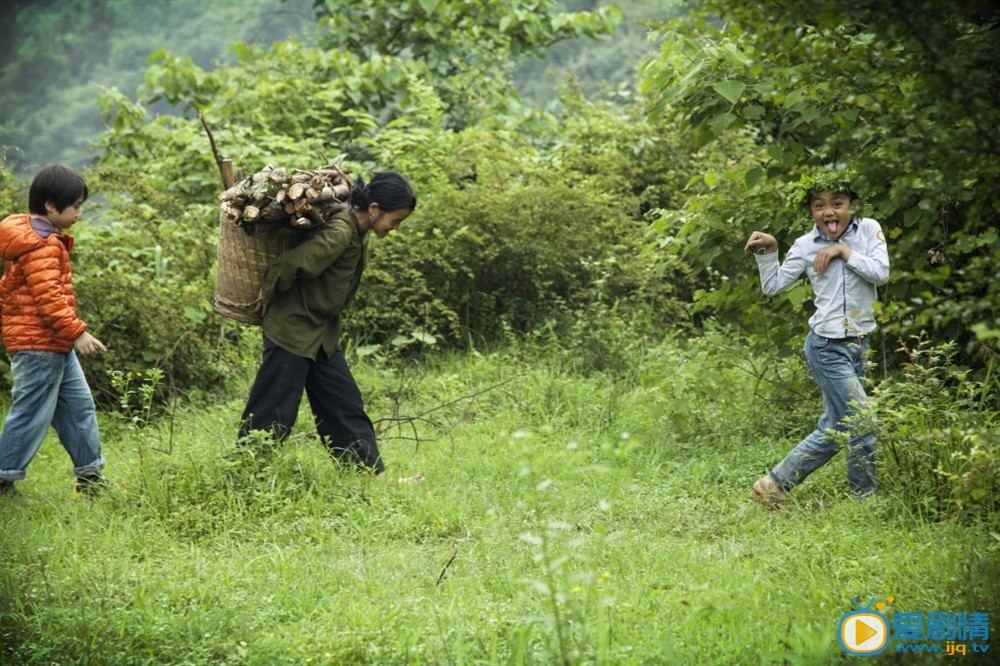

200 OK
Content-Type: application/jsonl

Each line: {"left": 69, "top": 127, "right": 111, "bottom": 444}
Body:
{"left": 303, "top": 0, "right": 621, "bottom": 127}
{"left": 0, "top": 0, "right": 624, "bottom": 177}
{"left": 94, "top": 41, "right": 444, "bottom": 206}
{"left": 640, "top": 0, "right": 1000, "bottom": 372}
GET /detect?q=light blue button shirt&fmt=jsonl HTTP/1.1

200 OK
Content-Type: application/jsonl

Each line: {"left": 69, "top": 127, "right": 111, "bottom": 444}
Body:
{"left": 754, "top": 217, "right": 890, "bottom": 338}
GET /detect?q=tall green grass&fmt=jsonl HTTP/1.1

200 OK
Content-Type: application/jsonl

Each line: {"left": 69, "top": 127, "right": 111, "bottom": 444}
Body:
{"left": 1, "top": 332, "right": 997, "bottom": 664}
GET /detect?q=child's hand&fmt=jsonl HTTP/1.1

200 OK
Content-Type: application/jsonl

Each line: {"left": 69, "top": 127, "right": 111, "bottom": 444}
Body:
{"left": 74, "top": 331, "right": 107, "bottom": 355}
{"left": 745, "top": 231, "right": 777, "bottom": 255}
{"left": 813, "top": 244, "right": 851, "bottom": 274}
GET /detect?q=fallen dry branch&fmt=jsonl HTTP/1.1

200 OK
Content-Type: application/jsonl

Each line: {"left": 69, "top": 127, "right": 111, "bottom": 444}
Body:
{"left": 372, "top": 378, "right": 515, "bottom": 451}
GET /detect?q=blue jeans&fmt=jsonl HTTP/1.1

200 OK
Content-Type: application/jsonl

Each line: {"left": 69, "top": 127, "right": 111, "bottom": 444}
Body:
{"left": 769, "top": 332, "right": 876, "bottom": 498}
{"left": 0, "top": 351, "right": 104, "bottom": 481}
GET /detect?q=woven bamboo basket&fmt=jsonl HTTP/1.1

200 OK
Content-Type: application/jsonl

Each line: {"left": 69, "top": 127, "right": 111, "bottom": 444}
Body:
{"left": 212, "top": 209, "right": 301, "bottom": 325}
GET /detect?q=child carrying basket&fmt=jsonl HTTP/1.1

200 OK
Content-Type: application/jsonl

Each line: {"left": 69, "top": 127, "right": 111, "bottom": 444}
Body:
{"left": 209, "top": 149, "right": 422, "bottom": 483}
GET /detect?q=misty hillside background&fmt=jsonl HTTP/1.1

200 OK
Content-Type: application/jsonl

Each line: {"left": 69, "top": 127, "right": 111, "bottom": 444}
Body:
{"left": 0, "top": 0, "right": 678, "bottom": 179}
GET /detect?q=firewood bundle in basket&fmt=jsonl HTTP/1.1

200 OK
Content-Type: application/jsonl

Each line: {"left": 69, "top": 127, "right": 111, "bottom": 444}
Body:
{"left": 218, "top": 162, "right": 353, "bottom": 234}
{"left": 212, "top": 161, "right": 354, "bottom": 325}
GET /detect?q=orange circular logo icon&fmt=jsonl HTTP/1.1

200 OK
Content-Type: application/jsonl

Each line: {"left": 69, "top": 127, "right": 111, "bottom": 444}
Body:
{"left": 839, "top": 611, "right": 889, "bottom": 655}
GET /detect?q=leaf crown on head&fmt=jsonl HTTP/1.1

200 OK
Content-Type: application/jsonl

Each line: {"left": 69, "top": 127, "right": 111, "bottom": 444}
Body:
{"left": 789, "top": 166, "right": 859, "bottom": 208}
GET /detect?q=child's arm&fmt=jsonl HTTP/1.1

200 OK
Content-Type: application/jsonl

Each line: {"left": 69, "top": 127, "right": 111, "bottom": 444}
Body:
{"left": 744, "top": 231, "right": 777, "bottom": 255}
{"left": 812, "top": 244, "right": 846, "bottom": 274}
{"left": 745, "top": 231, "right": 808, "bottom": 296}
{"left": 809, "top": 222, "right": 889, "bottom": 283}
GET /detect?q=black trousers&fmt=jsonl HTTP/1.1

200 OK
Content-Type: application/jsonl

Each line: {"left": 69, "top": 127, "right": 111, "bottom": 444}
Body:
{"left": 238, "top": 337, "right": 384, "bottom": 473}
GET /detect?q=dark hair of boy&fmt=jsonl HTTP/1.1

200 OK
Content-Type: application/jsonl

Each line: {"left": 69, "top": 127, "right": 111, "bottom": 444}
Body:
{"left": 28, "top": 165, "right": 89, "bottom": 215}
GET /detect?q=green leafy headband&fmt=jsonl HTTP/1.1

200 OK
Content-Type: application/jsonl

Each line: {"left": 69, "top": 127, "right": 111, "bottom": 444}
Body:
{"left": 789, "top": 168, "right": 858, "bottom": 208}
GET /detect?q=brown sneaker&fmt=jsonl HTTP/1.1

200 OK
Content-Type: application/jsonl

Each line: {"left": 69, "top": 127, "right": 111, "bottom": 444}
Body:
{"left": 0, "top": 479, "right": 15, "bottom": 496}
{"left": 751, "top": 475, "right": 787, "bottom": 510}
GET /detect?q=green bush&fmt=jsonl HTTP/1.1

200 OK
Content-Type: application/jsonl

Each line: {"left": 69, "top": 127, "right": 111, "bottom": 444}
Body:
{"left": 867, "top": 336, "right": 999, "bottom": 522}
{"left": 349, "top": 127, "right": 686, "bottom": 348}
{"left": 69, "top": 166, "right": 250, "bottom": 406}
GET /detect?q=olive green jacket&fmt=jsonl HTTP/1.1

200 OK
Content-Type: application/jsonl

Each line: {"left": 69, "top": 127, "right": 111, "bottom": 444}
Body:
{"left": 261, "top": 209, "right": 366, "bottom": 359}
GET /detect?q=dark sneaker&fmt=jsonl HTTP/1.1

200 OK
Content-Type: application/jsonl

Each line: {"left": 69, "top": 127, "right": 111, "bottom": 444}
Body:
{"left": 74, "top": 474, "right": 109, "bottom": 498}
{"left": 0, "top": 479, "right": 15, "bottom": 496}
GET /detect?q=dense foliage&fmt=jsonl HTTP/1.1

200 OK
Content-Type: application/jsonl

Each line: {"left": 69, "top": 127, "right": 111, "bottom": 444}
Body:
{"left": 514, "top": 0, "right": 685, "bottom": 106}
{"left": 306, "top": 0, "right": 621, "bottom": 128}
{"left": 640, "top": 0, "right": 1000, "bottom": 372}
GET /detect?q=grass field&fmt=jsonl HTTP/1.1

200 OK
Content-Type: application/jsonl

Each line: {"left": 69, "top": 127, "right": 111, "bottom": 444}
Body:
{"left": 1, "top": 335, "right": 997, "bottom": 664}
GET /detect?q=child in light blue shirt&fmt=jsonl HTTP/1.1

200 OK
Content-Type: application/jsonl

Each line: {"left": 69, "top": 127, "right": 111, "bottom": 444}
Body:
{"left": 745, "top": 174, "right": 890, "bottom": 508}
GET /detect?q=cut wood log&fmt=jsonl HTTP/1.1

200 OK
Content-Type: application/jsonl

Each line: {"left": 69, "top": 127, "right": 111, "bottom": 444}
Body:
{"left": 332, "top": 182, "right": 350, "bottom": 200}
{"left": 220, "top": 201, "right": 241, "bottom": 225}
{"left": 219, "top": 183, "right": 242, "bottom": 203}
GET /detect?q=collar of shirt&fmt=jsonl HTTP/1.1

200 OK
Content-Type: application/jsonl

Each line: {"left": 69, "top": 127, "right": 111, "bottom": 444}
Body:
{"left": 29, "top": 216, "right": 73, "bottom": 251}
{"left": 29, "top": 216, "right": 59, "bottom": 238}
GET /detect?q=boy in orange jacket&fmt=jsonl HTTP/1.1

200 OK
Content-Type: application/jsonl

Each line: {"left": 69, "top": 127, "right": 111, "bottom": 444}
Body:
{"left": 0, "top": 164, "right": 108, "bottom": 497}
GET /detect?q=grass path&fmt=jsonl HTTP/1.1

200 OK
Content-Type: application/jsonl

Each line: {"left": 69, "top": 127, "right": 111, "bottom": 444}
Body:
{"left": 1, "top": 342, "right": 996, "bottom": 664}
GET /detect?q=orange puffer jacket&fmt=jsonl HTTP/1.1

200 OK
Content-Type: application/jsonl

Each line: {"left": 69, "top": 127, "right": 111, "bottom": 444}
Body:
{"left": 0, "top": 214, "right": 87, "bottom": 352}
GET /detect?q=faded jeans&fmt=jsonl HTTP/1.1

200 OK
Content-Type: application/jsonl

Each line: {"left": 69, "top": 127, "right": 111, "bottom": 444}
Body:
{"left": 769, "top": 331, "right": 876, "bottom": 498}
{"left": 0, "top": 350, "right": 104, "bottom": 481}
